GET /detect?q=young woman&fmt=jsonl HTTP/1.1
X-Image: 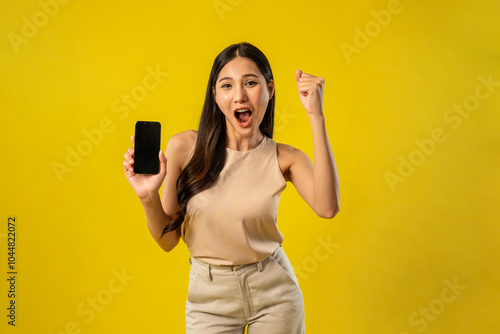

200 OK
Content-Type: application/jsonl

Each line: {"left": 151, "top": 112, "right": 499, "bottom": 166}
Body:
{"left": 123, "top": 42, "right": 340, "bottom": 333}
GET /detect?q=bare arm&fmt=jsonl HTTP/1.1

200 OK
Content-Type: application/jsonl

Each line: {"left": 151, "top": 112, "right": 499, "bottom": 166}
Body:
{"left": 139, "top": 192, "right": 177, "bottom": 252}
{"left": 123, "top": 130, "right": 195, "bottom": 251}
{"left": 157, "top": 130, "right": 197, "bottom": 251}
{"left": 285, "top": 69, "right": 340, "bottom": 218}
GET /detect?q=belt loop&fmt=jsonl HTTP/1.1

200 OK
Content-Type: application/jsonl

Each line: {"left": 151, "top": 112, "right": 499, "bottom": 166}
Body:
{"left": 257, "top": 261, "right": 263, "bottom": 272}
{"left": 207, "top": 265, "right": 213, "bottom": 282}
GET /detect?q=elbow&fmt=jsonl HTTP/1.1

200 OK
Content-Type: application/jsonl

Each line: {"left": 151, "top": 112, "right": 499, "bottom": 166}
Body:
{"left": 318, "top": 204, "right": 340, "bottom": 219}
{"left": 160, "top": 244, "right": 175, "bottom": 253}
{"left": 158, "top": 239, "right": 178, "bottom": 253}
{"left": 157, "top": 231, "right": 180, "bottom": 253}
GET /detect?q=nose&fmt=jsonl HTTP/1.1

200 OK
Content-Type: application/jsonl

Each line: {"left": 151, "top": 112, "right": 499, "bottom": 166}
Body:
{"left": 233, "top": 84, "right": 248, "bottom": 103}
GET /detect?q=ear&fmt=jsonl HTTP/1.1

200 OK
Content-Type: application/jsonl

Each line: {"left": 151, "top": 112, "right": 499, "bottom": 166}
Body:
{"left": 268, "top": 79, "right": 275, "bottom": 100}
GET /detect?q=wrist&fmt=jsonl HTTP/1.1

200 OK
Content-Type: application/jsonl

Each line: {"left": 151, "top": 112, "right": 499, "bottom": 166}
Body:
{"left": 138, "top": 190, "right": 160, "bottom": 204}
{"left": 308, "top": 112, "right": 325, "bottom": 123}
{"left": 307, "top": 109, "right": 325, "bottom": 118}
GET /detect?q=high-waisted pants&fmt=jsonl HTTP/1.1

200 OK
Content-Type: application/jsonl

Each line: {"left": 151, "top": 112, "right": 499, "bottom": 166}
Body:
{"left": 185, "top": 246, "right": 305, "bottom": 333}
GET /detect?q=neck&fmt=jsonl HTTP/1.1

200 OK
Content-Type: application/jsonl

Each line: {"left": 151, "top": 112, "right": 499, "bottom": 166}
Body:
{"left": 225, "top": 128, "right": 264, "bottom": 152}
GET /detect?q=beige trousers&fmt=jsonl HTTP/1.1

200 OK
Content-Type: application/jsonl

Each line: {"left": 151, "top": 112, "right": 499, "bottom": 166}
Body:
{"left": 185, "top": 246, "right": 305, "bottom": 333}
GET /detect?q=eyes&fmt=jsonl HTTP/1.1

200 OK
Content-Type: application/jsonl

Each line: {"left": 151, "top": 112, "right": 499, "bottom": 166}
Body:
{"left": 220, "top": 81, "right": 258, "bottom": 89}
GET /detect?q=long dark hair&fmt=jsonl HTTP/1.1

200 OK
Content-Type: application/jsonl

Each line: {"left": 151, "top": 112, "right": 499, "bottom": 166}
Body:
{"left": 161, "top": 42, "right": 276, "bottom": 236}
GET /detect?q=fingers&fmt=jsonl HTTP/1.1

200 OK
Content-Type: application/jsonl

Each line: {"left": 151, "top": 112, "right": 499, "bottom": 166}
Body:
{"left": 123, "top": 161, "right": 131, "bottom": 173}
{"left": 124, "top": 135, "right": 136, "bottom": 174}
{"left": 296, "top": 73, "right": 325, "bottom": 93}
{"left": 123, "top": 159, "right": 134, "bottom": 173}
{"left": 124, "top": 148, "right": 134, "bottom": 163}
{"left": 296, "top": 69, "right": 325, "bottom": 84}
{"left": 297, "top": 75, "right": 325, "bottom": 86}
{"left": 123, "top": 147, "right": 135, "bottom": 173}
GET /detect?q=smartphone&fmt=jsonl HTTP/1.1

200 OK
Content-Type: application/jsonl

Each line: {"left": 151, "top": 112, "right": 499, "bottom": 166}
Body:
{"left": 133, "top": 121, "right": 161, "bottom": 174}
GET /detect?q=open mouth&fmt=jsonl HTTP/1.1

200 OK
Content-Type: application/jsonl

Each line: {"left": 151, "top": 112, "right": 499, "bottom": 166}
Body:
{"left": 234, "top": 108, "right": 253, "bottom": 127}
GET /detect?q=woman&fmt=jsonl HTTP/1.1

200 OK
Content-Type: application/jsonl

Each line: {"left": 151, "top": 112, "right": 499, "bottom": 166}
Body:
{"left": 123, "top": 42, "right": 340, "bottom": 333}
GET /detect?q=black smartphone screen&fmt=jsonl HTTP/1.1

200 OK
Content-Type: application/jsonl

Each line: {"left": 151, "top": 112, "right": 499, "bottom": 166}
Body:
{"left": 134, "top": 121, "right": 161, "bottom": 174}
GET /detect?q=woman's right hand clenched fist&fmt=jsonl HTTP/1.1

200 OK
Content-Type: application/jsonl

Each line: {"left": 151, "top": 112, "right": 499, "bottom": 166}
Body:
{"left": 123, "top": 135, "right": 167, "bottom": 200}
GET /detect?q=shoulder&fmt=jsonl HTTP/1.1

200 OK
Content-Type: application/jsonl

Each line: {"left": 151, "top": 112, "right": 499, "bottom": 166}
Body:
{"left": 276, "top": 141, "right": 308, "bottom": 161}
{"left": 168, "top": 129, "right": 197, "bottom": 149}
{"left": 166, "top": 129, "right": 198, "bottom": 171}
{"left": 275, "top": 142, "right": 311, "bottom": 182}
{"left": 276, "top": 141, "right": 297, "bottom": 154}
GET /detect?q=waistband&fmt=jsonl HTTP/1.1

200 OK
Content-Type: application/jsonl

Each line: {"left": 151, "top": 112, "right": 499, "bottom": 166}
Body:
{"left": 189, "top": 245, "right": 282, "bottom": 280}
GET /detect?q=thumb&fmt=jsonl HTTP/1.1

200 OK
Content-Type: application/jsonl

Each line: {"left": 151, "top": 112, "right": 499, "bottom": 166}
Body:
{"left": 296, "top": 69, "right": 302, "bottom": 83}
{"left": 159, "top": 150, "right": 167, "bottom": 175}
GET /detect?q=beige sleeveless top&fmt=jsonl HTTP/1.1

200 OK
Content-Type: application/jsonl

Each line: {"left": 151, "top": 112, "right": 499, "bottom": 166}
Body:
{"left": 180, "top": 135, "right": 287, "bottom": 265}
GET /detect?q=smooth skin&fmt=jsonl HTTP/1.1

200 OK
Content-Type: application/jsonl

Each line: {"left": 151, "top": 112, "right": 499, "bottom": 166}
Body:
{"left": 123, "top": 56, "right": 340, "bottom": 252}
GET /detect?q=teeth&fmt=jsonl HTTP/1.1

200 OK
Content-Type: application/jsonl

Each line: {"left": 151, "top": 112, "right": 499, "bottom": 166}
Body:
{"left": 235, "top": 109, "right": 250, "bottom": 113}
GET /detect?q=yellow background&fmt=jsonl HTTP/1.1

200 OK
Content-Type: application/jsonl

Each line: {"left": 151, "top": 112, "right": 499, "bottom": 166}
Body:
{"left": 1, "top": 0, "right": 499, "bottom": 333}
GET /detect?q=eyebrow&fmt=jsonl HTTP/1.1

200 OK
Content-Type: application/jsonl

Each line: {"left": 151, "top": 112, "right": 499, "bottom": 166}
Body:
{"left": 218, "top": 73, "right": 259, "bottom": 83}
